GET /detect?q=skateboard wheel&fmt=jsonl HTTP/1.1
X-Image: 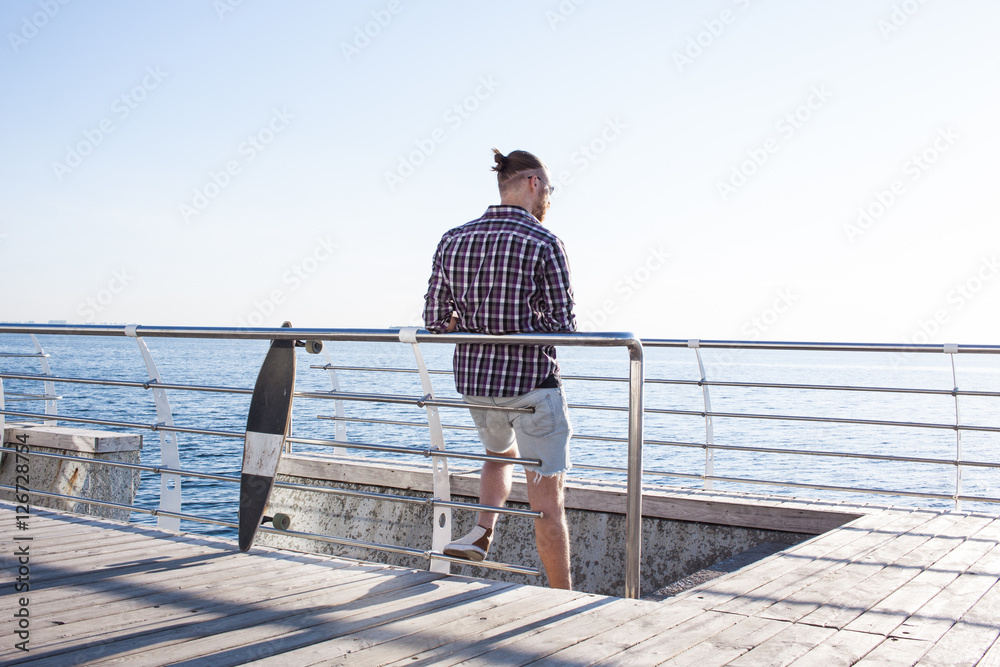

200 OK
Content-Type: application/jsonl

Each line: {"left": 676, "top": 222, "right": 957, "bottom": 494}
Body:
{"left": 272, "top": 513, "right": 291, "bottom": 530}
{"left": 305, "top": 340, "right": 323, "bottom": 354}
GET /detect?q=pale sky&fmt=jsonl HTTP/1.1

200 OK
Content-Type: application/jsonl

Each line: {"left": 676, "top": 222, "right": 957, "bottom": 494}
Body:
{"left": 2, "top": 0, "right": 998, "bottom": 344}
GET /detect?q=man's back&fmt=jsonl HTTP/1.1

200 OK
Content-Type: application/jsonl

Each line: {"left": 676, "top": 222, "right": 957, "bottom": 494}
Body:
{"left": 424, "top": 204, "right": 575, "bottom": 397}
{"left": 428, "top": 205, "right": 574, "bottom": 336}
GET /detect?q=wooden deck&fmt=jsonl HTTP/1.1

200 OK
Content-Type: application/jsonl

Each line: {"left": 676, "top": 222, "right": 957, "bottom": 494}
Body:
{"left": 2, "top": 502, "right": 999, "bottom": 666}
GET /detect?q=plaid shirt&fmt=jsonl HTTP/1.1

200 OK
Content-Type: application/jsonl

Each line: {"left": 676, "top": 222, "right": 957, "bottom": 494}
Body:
{"left": 424, "top": 205, "right": 577, "bottom": 397}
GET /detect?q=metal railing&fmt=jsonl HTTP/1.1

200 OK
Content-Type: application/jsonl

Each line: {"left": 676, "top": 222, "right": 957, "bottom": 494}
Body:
{"left": 634, "top": 339, "right": 1000, "bottom": 510}
{"left": 0, "top": 323, "right": 645, "bottom": 598}
{"left": 314, "top": 339, "right": 1000, "bottom": 511}
{"left": 4, "top": 325, "right": 1000, "bottom": 595}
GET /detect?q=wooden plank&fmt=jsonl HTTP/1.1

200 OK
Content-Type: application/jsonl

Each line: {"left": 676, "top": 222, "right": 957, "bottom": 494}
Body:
{"left": 53, "top": 568, "right": 449, "bottom": 666}
{"left": 793, "top": 512, "right": 979, "bottom": 630}
{"left": 705, "top": 510, "right": 938, "bottom": 618}
{"left": 736, "top": 510, "right": 946, "bottom": 622}
{"left": 19, "top": 561, "right": 397, "bottom": 659}
{"left": 603, "top": 610, "right": 745, "bottom": 666}
{"left": 980, "top": 635, "right": 1000, "bottom": 667}
{"left": 444, "top": 597, "right": 657, "bottom": 667}
{"left": 725, "top": 622, "right": 836, "bottom": 667}
{"left": 521, "top": 596, "right": 709, "bottom": 665}
{"left": 4, "top": 539, "right": 370, "bottom": 636}
{"left": 852, "top": 635, "right": 932, "bottom": 665}
{"left": 844, "top": 517, "right": 1000, "bottom": 636}
{"left": 650, "top": 614, "right": 790, "bottom": 667}
{"left": 0, "top": 564, "right": 417, "bottom": 667}
{"left": 895, "top": 536, "right": 1000, "bottom": 644}
{"left": 785, "top": 628, "right": 884, "bottom": 666}
{"left": 914, "top": 577, "right": 1000, "bottom": 666}
{"left": 11, "top": 527, "right": 214, "bottom": 564}
{"left": 100, "top": 575, "right": 500, "bottom": 667}
{"left": 247, "top": 582, "right": 541, "bottom": 666}
{"left": 12, "top": 566, "right": 433, "bottom": 664}
{"left": 5, "top": 547, "right": 365, "bottom": 630}
{"left": 378, "top": 591, "right": 599, "bottom": 667}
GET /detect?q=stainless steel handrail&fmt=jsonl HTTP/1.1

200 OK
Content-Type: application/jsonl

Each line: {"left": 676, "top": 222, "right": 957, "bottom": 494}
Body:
{"left": 0, "top": 371, "right": 254, "bottom": 394}
{"left": 0, "top": 322, "right": 646, "bottom": 598}
{"left": 666, "top": 473, "right": 1000, "bottom": 505}
{"left": 0, "top": 372, "right": 532, "bottom": 413}
{"left": 642, "top": 338, "right": 1000, "bottom": 354}
{"left": 644, "top": 407, "right": 1000, "bottom": 433}
{"left": 647, "top": 377, "right": 1000, "bottom": 398}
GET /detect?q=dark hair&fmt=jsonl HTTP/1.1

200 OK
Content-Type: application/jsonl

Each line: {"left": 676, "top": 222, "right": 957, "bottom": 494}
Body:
{"left": 492, "top": 148, "right": 545, "bottom": 190}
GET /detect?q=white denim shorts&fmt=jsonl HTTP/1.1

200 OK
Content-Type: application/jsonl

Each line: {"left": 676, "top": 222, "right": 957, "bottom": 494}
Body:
{"left": 463, "top": 387, "right": 572, "bottom": 477}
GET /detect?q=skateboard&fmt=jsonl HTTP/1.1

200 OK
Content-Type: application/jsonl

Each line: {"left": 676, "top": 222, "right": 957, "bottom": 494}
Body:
{"left": 238, "top": 322, "right": 322, "bottom": 551}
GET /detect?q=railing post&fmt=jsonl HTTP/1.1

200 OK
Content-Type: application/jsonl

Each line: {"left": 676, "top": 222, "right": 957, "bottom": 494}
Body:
{"left": 321, "top": 347, "right": 348, "bottom": 454}
{"left": 400, "top": 328, "right": 451, "bottom": 574}
{"left": 125, "top": 325, "right": 182, "bottom": 531}
{"left": 689, "top": 340, "right": 715, "bottom": 490}
{"left": 30, "top": 334, "right": 58, "bottom": 426}
{"left": 946, "top": 344, "right": 962, "bottom": 511}
{"left": 624, "top": 339, "right": 644, "bottom": 599}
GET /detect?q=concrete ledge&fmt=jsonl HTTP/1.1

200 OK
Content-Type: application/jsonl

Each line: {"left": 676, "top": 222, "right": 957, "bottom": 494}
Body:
{"left": 0, "top": 423, "right": 142, "bottom": 521}
{"left": 3, "top": 422, "right": 142, "bottom": 453}
{"left": 278, "top": 453, "right": 863, "bottom": 535}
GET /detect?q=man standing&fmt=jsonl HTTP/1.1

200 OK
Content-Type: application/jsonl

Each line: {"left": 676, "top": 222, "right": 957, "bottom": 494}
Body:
{"left": 423, "top": 148, "right": 577, "bottom": 589}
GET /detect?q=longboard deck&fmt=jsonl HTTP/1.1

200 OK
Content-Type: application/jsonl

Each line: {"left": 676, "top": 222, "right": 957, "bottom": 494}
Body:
{"left": 238, "top": 331, "right": 296, "bottom": 552}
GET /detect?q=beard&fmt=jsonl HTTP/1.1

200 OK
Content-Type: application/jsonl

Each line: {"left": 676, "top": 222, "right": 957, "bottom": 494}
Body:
{"left": 531, "top": 195, "right": 549, "bottom": 222}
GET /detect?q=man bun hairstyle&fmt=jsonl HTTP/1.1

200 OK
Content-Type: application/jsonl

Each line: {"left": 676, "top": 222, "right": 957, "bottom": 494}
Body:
{"left": 492, "top": 147, "right": 545, "bottom": 191}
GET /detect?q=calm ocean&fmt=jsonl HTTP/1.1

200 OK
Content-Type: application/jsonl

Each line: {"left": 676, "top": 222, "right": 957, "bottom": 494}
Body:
{"left": 3, "top": 333, "right": 999, "bottom": 538}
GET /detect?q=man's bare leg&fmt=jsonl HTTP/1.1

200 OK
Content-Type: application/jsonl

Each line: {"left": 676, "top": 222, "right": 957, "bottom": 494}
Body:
{"left": 525, "top": 470, "right": 571, "bottom": 590}
{"left": 476, "top": 449, "right": 517, "bottom": 530}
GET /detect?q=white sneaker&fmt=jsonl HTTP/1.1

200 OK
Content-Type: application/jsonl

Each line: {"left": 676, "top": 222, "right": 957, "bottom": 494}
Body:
{"left": 443, "top": 526, "right": 493, "bottom": 562}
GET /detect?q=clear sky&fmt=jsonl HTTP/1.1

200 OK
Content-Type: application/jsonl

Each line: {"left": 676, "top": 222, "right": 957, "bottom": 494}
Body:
{"left": 2, "top": 0, "right": 998, "bottom": 344}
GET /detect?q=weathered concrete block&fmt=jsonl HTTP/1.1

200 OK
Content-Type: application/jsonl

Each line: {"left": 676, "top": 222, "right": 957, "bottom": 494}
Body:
{"left": 0, "top": 423, "right": 142, "bottom": 522}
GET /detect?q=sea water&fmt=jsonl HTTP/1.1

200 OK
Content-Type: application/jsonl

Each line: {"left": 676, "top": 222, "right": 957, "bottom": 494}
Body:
{"left": 2, "top": 333, "right": 999, "bottom": 539}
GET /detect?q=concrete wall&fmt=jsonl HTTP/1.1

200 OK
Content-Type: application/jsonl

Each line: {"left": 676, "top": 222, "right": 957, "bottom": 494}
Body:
{"left": 0, "top": 423, "right": 142, "bottom": 522}
{"left": 257, "top": 454, "right": 860, "bottom": 597}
